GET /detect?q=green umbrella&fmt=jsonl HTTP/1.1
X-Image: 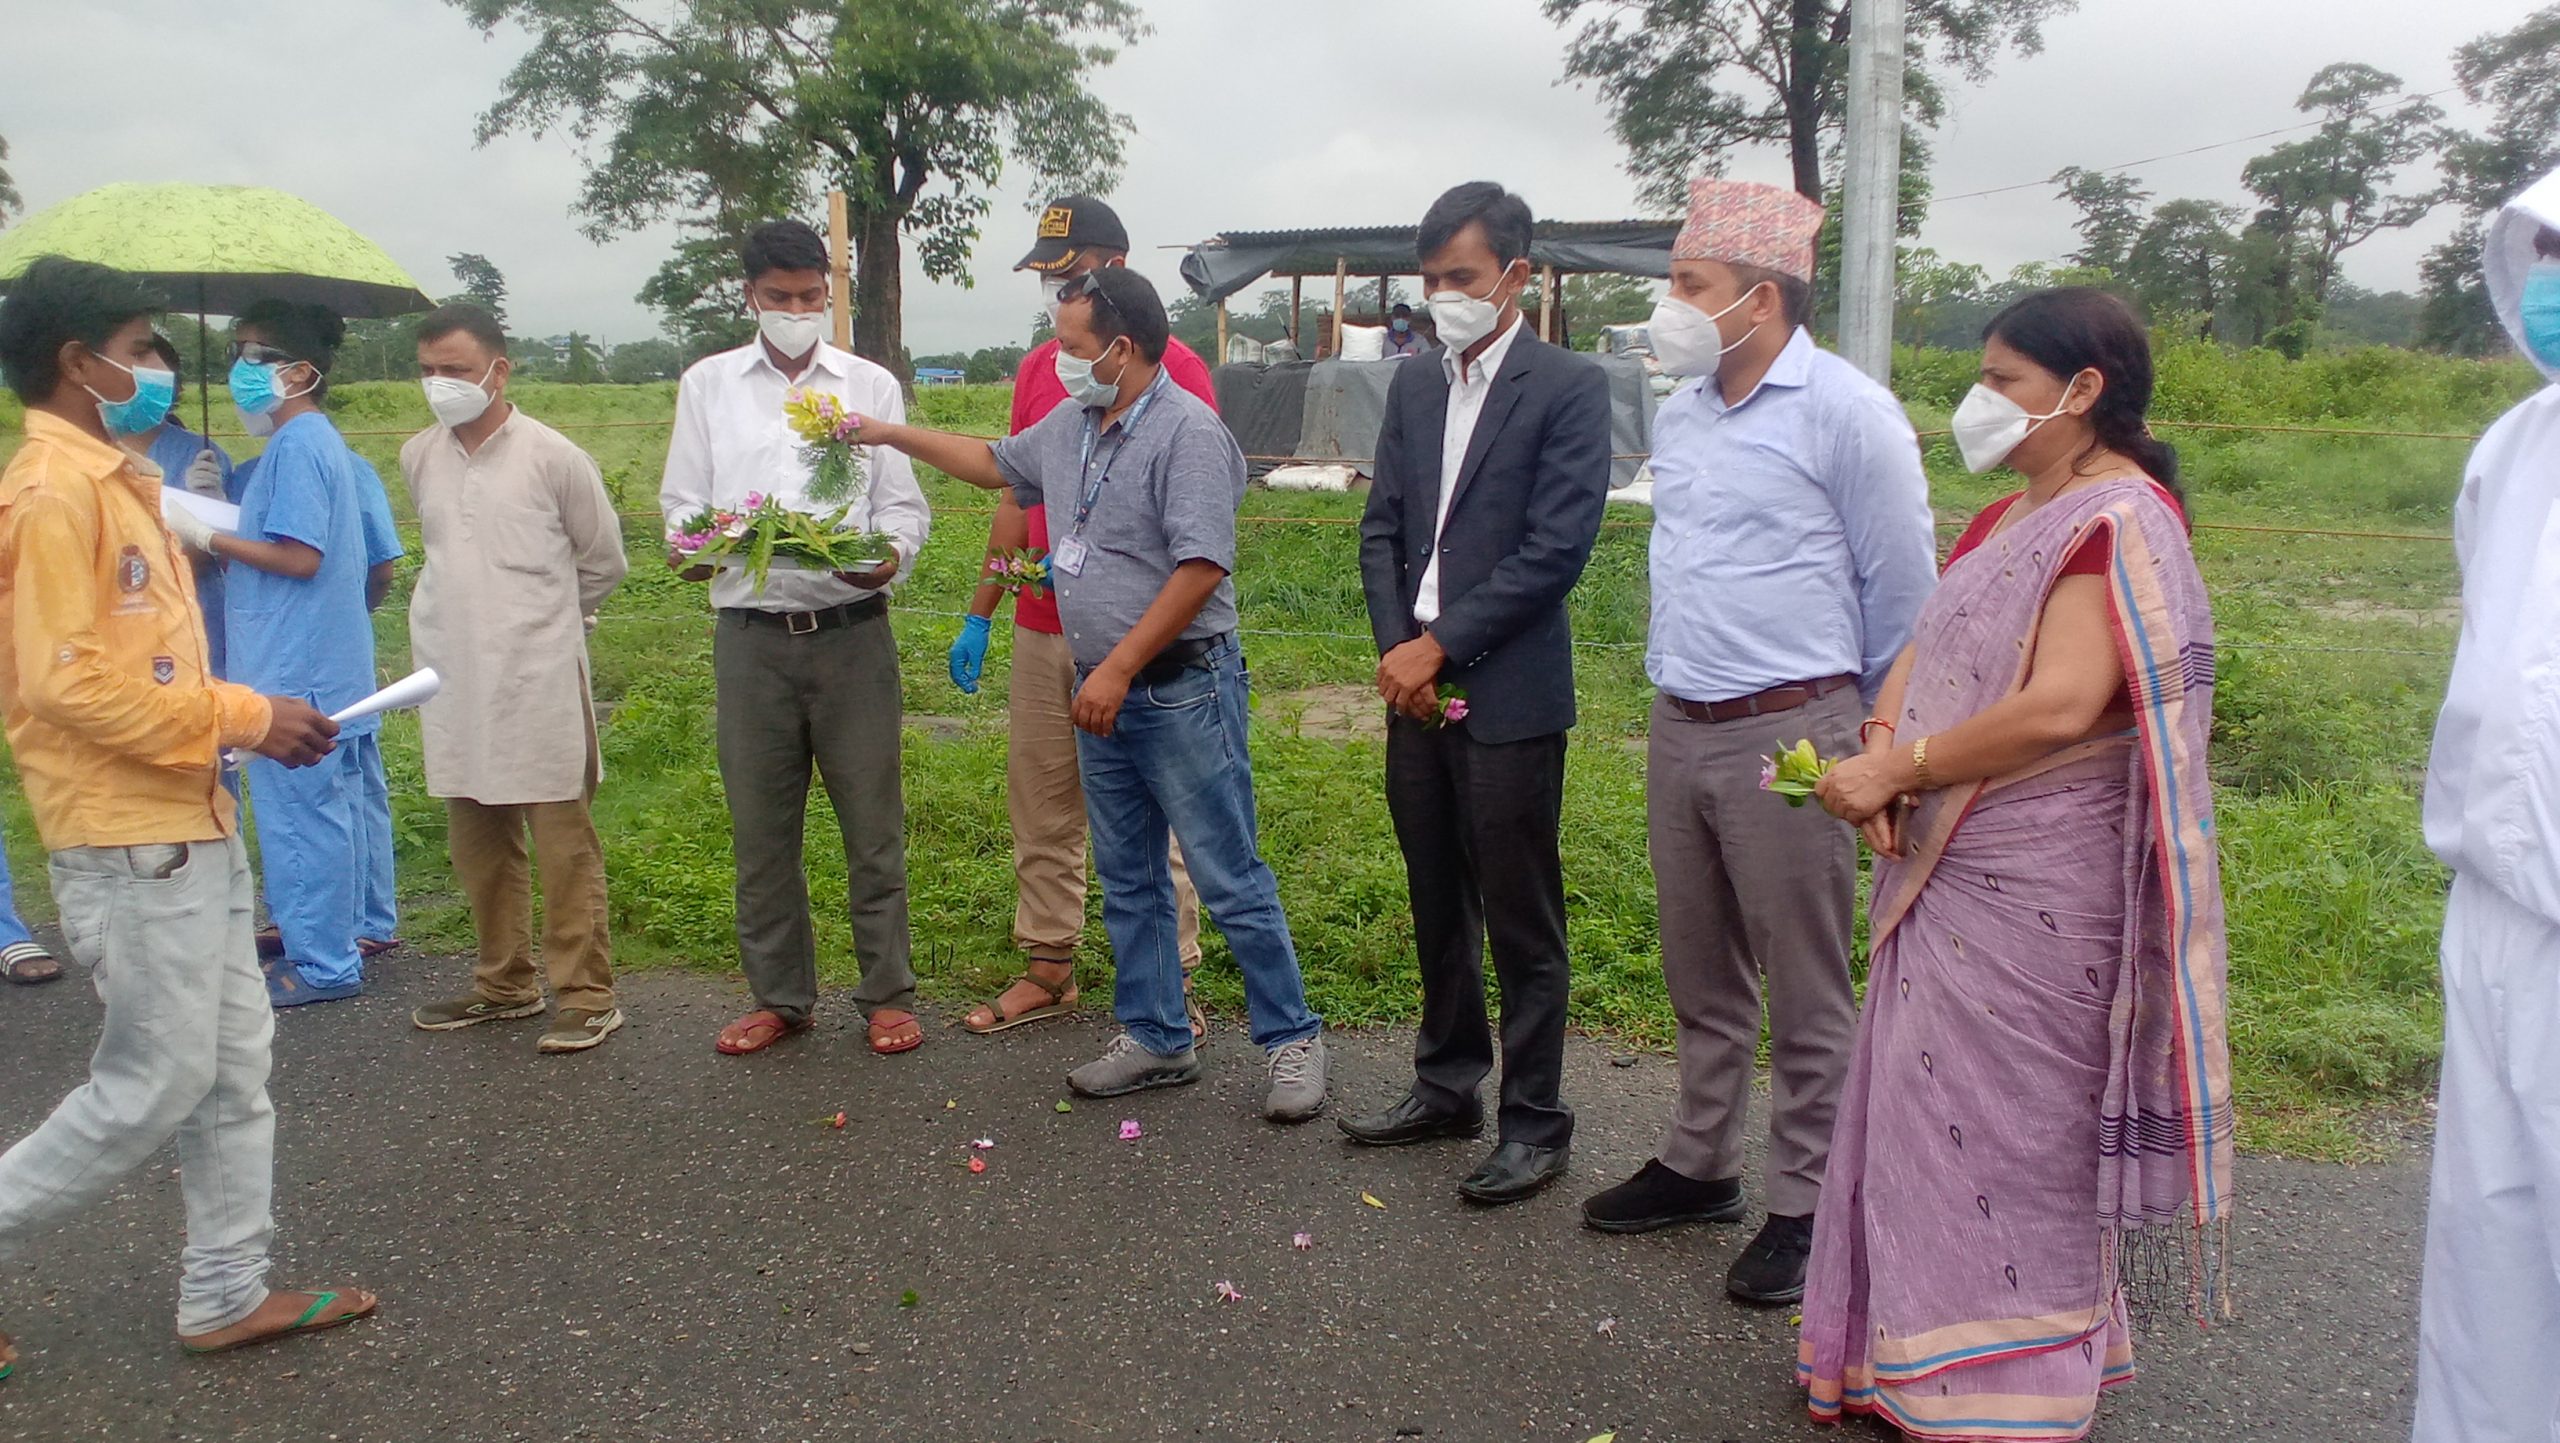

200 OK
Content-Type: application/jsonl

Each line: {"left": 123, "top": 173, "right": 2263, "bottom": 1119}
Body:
{"left": 0, "top": 182, "right": 433, "bottom": 429}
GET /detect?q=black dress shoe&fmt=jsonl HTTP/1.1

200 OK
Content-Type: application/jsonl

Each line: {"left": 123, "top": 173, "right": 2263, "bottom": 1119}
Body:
{"left": 1581, "top": 1159, "right": 1749, "bottom": 1233}
{"left": 1337, "top": 1093, "right": 1485, "bottom": 1147}
{"left": 1726, "top": 1213, "right": 1815, "bottom": 1304}
{"left": 1456, "top": 1140, "right": 1571, "bottom": 1205}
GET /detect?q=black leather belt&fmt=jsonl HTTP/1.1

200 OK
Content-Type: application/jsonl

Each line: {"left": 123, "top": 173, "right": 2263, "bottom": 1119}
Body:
{"left": 1665, "top": 673, "right": 1856, "bottom": 723}
{"left": 721, "top": 595, "right": 886, "bottom": 636}
{"left": 1135, "top": 631, "right": 1233, "bottom": 685}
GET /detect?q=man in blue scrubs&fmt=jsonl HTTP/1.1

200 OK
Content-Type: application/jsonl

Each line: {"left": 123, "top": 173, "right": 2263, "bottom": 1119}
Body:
{"left": 161, "top": 301, "right": 388, "bottom": 1007}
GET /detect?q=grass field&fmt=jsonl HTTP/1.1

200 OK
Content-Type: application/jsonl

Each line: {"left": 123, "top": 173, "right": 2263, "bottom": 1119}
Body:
{"left": 0, "top": 340, "right": 2543, "bottom": 1160}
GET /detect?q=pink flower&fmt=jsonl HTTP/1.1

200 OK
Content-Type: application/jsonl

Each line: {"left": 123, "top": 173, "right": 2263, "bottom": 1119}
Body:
{"left": 1118, "top": 1119, "right": 1143, "bottom": 1141}
{"left": 1213, "top": 1280, "right": 1245, "bottom": 1303}
{"left": 1758, "top": 755, "right": 1779, "bottom": 791}
{"left": 1292, "top": 1232, "right": 1313, "bottom": 1251}
{"left": 742, "top": 491, "right": 765, "bottom": 510}
{"left": 1442, "top": 698, "right": 1469, "bottom": 723}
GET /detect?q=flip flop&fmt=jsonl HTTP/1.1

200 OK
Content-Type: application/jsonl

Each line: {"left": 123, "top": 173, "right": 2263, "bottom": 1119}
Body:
{"left": 962, "top": 967, "right": 1077, "bottom": 1034}
{"left": 1, "top": 1330, "right": 16, "bottom": 1383}
{"left": 868, "top": 1009, "right": 924, "bottom": 1056}
{"left": 715, "top": 1009, "right": 810, "bottom": 1056}
{"left": 179, "top": 1289, "right": 376, "bottom": 1355}
{"left": 358, "top": 937, "right": 401, "bottom": 960}
{"left": 1, "top": 943, "right": 61, "bottom": 986}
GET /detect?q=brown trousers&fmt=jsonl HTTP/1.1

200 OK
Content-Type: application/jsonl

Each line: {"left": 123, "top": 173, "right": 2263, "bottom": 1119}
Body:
{"left": 1647, "top": 687, "right": 1862, "bottom": 1219}
{"left": 1007, "top": 625, "right": 1200, "bottom": 971}
{"left": 448, "top": 792, "right": 616, "bottom": 1013}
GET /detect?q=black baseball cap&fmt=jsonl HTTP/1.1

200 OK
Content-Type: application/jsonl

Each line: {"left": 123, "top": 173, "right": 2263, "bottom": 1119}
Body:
{"left": 1015, "top": 195, "right": 1133, "bottom": 273}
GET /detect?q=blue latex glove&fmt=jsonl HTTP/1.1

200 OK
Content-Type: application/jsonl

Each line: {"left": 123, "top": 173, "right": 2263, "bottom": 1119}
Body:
{"left": 949, "top": 613, "right": 993, "bottom": 694}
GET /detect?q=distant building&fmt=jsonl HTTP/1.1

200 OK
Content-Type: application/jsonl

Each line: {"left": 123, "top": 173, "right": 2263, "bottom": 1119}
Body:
{"left": 914, "top": 366, "right": 966, "bottom": 387}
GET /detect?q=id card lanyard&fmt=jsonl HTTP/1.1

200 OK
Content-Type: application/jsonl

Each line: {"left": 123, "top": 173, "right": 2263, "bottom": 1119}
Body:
{"left": 1053, "top": 370, "right": 1171, "bottom": 577}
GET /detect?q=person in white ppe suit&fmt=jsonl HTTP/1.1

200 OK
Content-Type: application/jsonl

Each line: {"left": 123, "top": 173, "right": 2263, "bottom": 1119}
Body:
{"left": 2414, "top": 166, "right": 2560, "bottom": 1442}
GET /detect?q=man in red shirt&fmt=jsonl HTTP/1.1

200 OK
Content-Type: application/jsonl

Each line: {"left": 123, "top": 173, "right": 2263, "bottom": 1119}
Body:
{"left": 951, "top": 196, "right": 1222, "bottom": 1041}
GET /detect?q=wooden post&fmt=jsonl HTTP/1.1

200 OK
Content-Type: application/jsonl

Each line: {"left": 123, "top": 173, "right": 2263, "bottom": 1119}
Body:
{"left": 1333, "top": 257, "right": 1348, "bottom": 356}
{"left": 826, "top": 189, "right": 853, "bottom": 350}
{"left": 1538, "top": 264, "right": 1558, "bottom": 343}
{"left": 1290, "top": 275, "right": 1303, "bottom": 347}
{"left": 1215, "top": 298, "right": 1229, "bottom": 366}
{"left": 1378, "top": 273, "right": 1390, "bottom": 318}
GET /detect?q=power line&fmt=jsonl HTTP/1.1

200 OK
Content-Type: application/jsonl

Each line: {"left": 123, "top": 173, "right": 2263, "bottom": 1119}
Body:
{"left": 1907, "top": 86, "right": 2465, "bottom": 213}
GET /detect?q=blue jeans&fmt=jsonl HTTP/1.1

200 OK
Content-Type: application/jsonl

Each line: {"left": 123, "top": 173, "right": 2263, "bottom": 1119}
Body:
{"left": 0, "top": 828, "right": 34, "bottom": 950}
{"left": 1076, "top": 641, "right": 1320, "bottom": 1057}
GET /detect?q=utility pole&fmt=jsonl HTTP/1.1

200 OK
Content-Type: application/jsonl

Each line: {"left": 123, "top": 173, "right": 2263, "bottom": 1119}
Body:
{"left": 1838, "top": 0, "right": 1904, "bottom": 385}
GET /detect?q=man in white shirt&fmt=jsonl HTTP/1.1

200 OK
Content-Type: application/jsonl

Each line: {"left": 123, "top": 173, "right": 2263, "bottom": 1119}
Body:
{"left": 1342, "top": 183, "right": 1613, "bottom": 1205}
{"left": 658, "top": 219, "right": 932, "bottom": 1059}
{"left": 2413, "top": 166, "right": 2560, "bottom": 1443}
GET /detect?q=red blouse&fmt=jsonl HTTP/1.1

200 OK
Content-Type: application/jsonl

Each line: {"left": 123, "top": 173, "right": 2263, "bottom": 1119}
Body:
{"left": 1940, "top": 482, "right": 2184, "bottom": 713}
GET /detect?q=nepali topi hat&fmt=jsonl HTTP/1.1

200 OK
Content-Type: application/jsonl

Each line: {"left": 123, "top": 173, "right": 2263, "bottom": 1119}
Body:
{"left": 1673, "top": 179, "right": 1825, "bottom": 283}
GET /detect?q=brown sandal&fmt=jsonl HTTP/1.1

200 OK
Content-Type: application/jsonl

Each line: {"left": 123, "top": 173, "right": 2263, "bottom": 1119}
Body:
{"left": 1, "top": 944, "right": 60, "bottom": 986}
{"left": 963, "top": 965, "right": 1078, "bottom": 1035}
{"left": 867, "top": 1008, "right": 924, "bottom": 1055}
{"left": 715, "top": 1009, "right": 809, "bottom": 1056}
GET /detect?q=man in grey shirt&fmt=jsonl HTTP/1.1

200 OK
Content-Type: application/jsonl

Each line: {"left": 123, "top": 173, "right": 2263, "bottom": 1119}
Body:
{"left": 851, "top": 266, "right": 1327, "bottom": 1122}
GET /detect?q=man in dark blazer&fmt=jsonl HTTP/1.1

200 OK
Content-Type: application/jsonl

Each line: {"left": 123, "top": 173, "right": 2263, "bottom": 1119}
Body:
{"left": 1340, "top": 181, "right": 1612, "bottom": 1204}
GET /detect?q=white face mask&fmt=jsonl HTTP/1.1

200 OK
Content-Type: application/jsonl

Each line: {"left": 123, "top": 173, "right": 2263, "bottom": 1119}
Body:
{"left": 756, "top": 306, "right": 824, "bottom": 361}
{"left": 421, "top": 359, "right": 500, "bottom": 428}
{"left": 1647, "top": 289, "right": 1762, "bottom": 380}
{"left": 1950, "top": 382, "right": 2075, "bottom": 474}
{"left": 1055, "top": 338, "right": 1127, "bottom": 409}
{"left": 1426, "top": 266, "right": 1516, "bottom": 352}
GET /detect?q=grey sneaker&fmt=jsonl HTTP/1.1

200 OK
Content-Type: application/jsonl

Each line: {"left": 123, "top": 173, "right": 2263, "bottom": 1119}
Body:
{"left": 1067, "top": 1032, "right": 1201, "bottom": 1098}
{"left": 538, "top": 1006, "right": 625, "bottom": 1054}
{"left": 413, "top": 994, "right": 545, "bottom": 1031}
{"left": 1264, "top": 1033, "right": 1328, "bottom": 1123}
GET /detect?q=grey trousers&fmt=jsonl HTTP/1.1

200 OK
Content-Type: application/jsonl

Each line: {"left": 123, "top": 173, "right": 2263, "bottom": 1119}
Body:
{"left": 0, "top": 835, "right": 274, "bottom": 1333}
{"left": 714, "top": 606, "right": 916, "bottom": 1024}
{"left": 1647, "top": 687, "right": 1861, "bottom": 1219}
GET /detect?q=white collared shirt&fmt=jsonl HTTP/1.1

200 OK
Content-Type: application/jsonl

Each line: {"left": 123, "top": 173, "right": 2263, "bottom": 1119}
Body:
{"left": 657, "top": 339, "right": 932, "bottom": 613}
{"left": 1415, "top": 313, "right": 1526, "bottom": 625}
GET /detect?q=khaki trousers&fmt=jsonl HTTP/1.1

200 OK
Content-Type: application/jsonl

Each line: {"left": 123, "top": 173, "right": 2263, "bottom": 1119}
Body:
{"left": 1007, "top": 625, "right": 1200, "bottom": 972}
{"left": 449, "top": 793, "right": 616, "bottom": 1013}
{"left": 1647, "top": 687, "right": 1862, "bottom": 1219}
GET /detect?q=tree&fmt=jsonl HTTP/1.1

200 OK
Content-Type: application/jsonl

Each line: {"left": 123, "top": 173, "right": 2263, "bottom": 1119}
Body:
{"left": 0, "top": 135, "right": 19, "bottom": 228}
{"left": 2421, "top": 5, "right": 2560, "bottom": 353}
{"left": 2051, "top": 166, "right": 2150, "bottom": 274}
{"left": 2124, "top": 199, "right": 2243, "bottom": 338}
{"left": 1545, "top": 0, "right": 2075, "bottom": 208}
{"left": 608, "top": 336, "right": 686, "bottom": 382}
{"left": 451, "top": 0, "right": 1146, "bottom": 383}
{"left": 1894, "top": 246, "right": 1989, "bottom": 347}
{"left": 445, "top": 252, "right": 510, "bottom": 327}
{"left": 2238, "top": 63, "right": 2443, "bottom": 311}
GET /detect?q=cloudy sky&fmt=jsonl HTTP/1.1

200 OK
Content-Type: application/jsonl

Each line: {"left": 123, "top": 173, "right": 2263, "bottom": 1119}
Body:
{"left": 0, "top": 0, "right": 2528, "bottom": 351}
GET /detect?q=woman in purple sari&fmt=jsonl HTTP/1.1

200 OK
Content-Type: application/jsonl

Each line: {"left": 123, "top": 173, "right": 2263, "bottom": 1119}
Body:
{"left": 1796, "top": 288, "right": 2234, "bottom": 1442}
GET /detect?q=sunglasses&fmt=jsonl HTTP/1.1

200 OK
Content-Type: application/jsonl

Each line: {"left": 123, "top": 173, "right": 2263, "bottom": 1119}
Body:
{"left": 1062, "top": 271, "right": 1121, "bottom": 320}
{"left": 229, "top": 341, "right": 304, "bottom": 367}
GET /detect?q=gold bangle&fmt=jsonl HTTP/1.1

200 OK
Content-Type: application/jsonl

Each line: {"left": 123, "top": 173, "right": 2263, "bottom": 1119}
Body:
{"left": 1911, "top": 737, "right": 1935, "bottom": 791}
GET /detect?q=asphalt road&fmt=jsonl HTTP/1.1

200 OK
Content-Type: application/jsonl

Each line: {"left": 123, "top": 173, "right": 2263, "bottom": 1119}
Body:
{"left": 0, "top": 959, "right": 2427, "bottom": 1443}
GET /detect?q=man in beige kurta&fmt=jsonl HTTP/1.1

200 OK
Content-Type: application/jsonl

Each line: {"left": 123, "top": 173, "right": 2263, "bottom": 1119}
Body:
{"left": 399, "top": 304, "right": 631, "bottom": 1055}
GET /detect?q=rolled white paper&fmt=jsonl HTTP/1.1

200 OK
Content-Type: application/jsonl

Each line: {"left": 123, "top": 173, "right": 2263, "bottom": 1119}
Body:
{"left": 329, "top": 668, "right": 441, "bottom": 725}
{"left": 166, "top": 489, "right": 241, "bottom": 536}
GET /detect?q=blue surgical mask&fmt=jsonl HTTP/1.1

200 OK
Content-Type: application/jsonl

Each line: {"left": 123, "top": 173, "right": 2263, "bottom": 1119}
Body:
{"left": 85, "top": 355, "right": 177, "bottom": 437}
{"left": 229, "top": 356, "right": 285, "bottom": 416}
{"left": 1390, "top": 317, "right": 1410, "bottom": 334}
{"left": 2523, "top": 260, "right": 2560, "bottom": 370}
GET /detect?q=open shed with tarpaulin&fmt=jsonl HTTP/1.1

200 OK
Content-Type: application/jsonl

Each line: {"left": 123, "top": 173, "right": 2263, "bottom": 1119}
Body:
{"left": 1179, "top": 219, "right": 1678, "bottom": 486}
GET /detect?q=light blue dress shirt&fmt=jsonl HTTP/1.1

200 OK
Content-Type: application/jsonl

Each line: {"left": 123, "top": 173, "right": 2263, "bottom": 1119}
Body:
{"left": 1645, "top": 327, "right": 1938, "bottom": 704}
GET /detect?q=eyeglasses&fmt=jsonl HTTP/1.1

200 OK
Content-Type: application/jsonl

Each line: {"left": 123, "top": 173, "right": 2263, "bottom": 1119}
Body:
{"left": 1065, "top": 271, "right": 1120, "bottom": 320}
{"left": 229, "top": 341, "right": 303, "bottom": 367}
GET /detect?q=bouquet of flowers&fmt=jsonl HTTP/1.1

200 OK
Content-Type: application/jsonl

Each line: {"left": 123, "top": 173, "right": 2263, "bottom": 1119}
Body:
{"left": 985, "top": 547, "right": 1051, "bottom": 595}
{"left": 1427, "top": 685, "right": 1470, "bottom": 728}
{"left": 783, "top": 388, "right": 869, "bottom": 504}
{"left": 1760, "top": 738, "right": 1836, "bottom": 807}
{"left": 669, "top": 491, "right": 897, "bottom": 594}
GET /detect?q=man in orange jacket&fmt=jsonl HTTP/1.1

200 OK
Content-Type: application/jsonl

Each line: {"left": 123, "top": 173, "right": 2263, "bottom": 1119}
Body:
{"left": 0, "top": 257, "right": 372, "bottom": 1375}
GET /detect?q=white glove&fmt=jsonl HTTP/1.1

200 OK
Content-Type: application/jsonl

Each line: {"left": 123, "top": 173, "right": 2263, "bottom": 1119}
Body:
{"left": 183, "top": 448, "right": 227, "bottom": 499}
{"left": 160, "top": 488, "right": 218, "bottom": 555}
